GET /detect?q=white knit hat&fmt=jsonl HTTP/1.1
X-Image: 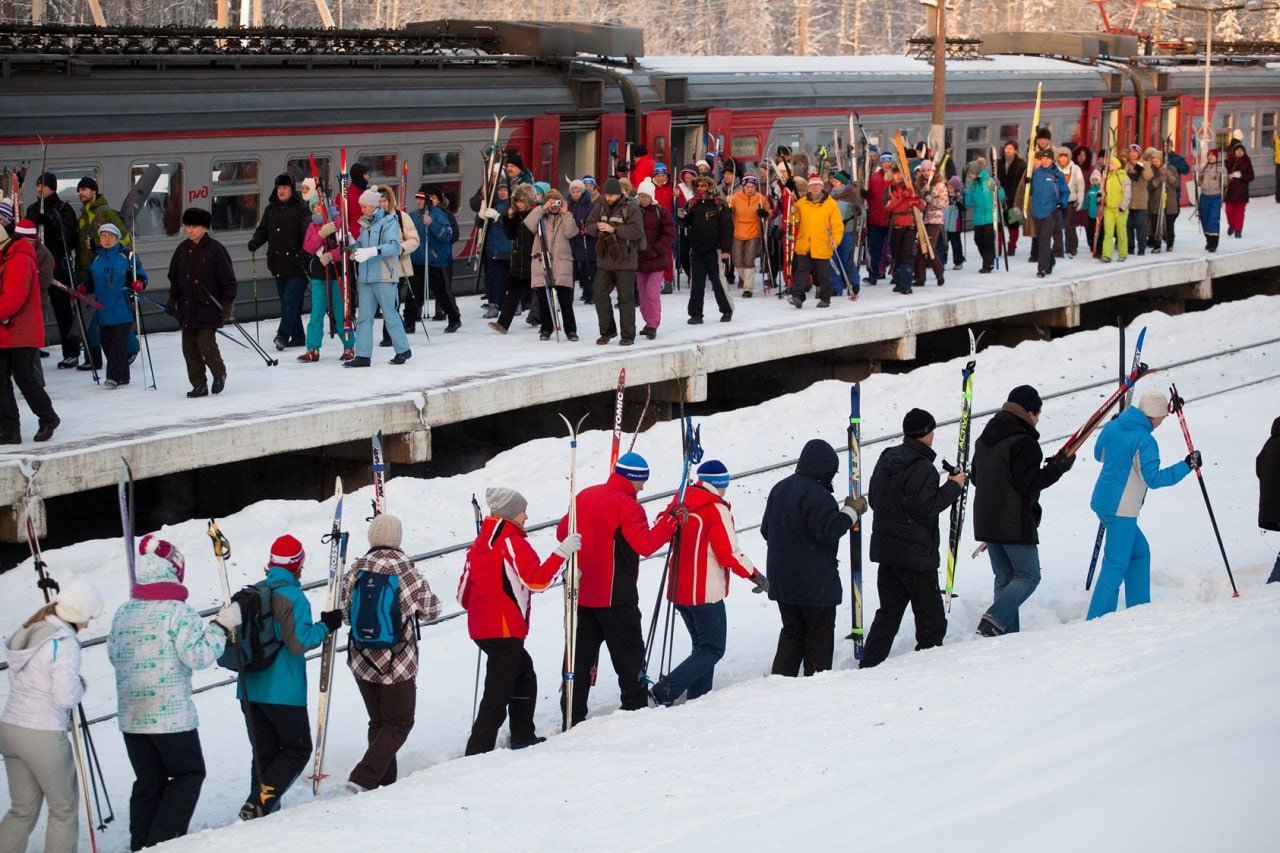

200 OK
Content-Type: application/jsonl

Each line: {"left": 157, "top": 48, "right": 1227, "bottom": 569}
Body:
{"left": 368, "top": 513, "right": 403, "bottom": 549}
{"left": 1136, "top": 392, "right": 1169, "bottom": 421}
{"left": 635, "top": 178, "right": 657, "bottom": 199}
{"left": 358, "top": 188, "right": 381, "bottom": 208}
{"left": 54, "top": 579, "right": 104, "bottom": 625}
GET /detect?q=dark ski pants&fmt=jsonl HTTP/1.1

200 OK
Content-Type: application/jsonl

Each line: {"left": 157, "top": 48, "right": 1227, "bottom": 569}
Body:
{"left": 242, "top": 701, "right": 312, "bottom": 816}
{"left": 791, "top": 252, "right": 832, "bottom": 304}
{"left": 100, "top": 321, "right": 132, "bottom": 385}
{"left": 914, "top": 223, "right": 945, "bottom": 285}
{"left": 180, "top": 328, "right": 225, "bottom": 389}
{"left": 486, "top": 257, "right": 510, "bottom": 307}
{"left": 350, "top": 678, "right": 416, "bottom": 790}
{"left": 562, "top": 604, "right": 647, "bottom": 728}
{"left": 1268, "top": 551, "right": 1280, "bottom": 584}
{"left": 689, "top": 248, "right": 733, "bottom": 319}
{"left": 974, "top": 223, "right": 996, "bottom": 270}
{"left": 866, "top": 223, "right": 889, "bottom": 282}
{"left": 466, "top": 638, "right": 538, "bottom": 756}
{"left": 537, "top": 285, "right": 577, "bottom": 336}
{"left": 1151, "top": 210, "right": 1178, "bottom": 250}
{"left": 49, "top": 284, "right": 79, "bottom": 359}
{"left": 653, "top": 601, "right": 726, "bottom": 703}
{"left": 1033, "top": 214, "right": 1057, "bottom": 275}
{"left": 770, "top": 603, "right": 836, "bottom": 677}
{"left": 889, "top": 226, "right": 917, "bottom": 292}
{"left": 594, "top": 268, "right": 637, "bottom": 343}
{"left": 404, "top": 263, "right": 427, "bottom": 328}
{"left": 123, "top": 729, "right": 206, "bottom": 852}
{"left": 428, "top": 265, "right": 460, "bottom": 324}
{"left": 1127, "top": 209, "right": 1149, "bottom": 255}
{"left": 497, "top": 275, "right": 531, "bottom": 331}
{"left": 859, "top": 564, "right": 947, "bottom": 669}
{"left": 573, "top": 258, "right": 595, "bottom": 302}
{"left": 0, "top": 347, "right": 58, "bottom": 441}
{"left": 274, "top": 274, "right": 307, "bottom": 345}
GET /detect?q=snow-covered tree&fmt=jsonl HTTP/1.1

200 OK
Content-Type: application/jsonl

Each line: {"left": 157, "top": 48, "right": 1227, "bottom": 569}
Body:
{"left": 1214, "top": 9, "right": 1242, "bottom": 43}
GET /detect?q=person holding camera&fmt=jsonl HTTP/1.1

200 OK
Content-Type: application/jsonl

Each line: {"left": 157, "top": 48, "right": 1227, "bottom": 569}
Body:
{"left": 522, "top": 190, "right": 578, "bottom": 341}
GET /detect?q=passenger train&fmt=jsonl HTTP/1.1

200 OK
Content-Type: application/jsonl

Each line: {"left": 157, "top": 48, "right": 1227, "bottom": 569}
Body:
{"left": 3, "top": 21, "right": 1277, "bottom": 291}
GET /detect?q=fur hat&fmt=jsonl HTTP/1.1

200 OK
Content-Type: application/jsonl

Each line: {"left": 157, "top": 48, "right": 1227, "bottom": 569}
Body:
{"left": 274, "top": 173, "right": 295, "bottom": 190}
{"left": 182, "top": 207, "right": 212, "bottom": 228}
{"left": 1137, "top": 392, "right": 1169, "bottom": 422}
{"left": 903, "top": 408, "right": 937, "bottom": 439}
{"left": 636, "top": 178, "right": 657, "bottom": 199}
{"left": 54, "top": 579, "right": 104, "bottom": 625}
{"left": 486, "top": 486, "right": 528, "bottom": 520}
{"left": 505, "top": 150, "right": 525, "bottom": 170}
{"left": 268, "top": 534, "right": 306, "bottom": 576}
{"left": 1143, "top": 147, "right": 1160, "bottom": 161}
{"left": 1056, "top": 146, "right": 1072, "bottom": 159}
{"left": 511, "top": 183, "right": 537, "bottom": 206}
{"left": 368, "top": 514, "right": 403, "bottom": 549}
{"left": 1035, "top": 127, "right": 1052, "bottom": 142}
{"left": 615, "top": 452, "right": 650, "bottom": 482}
{"left": 139, "top": 534, "right": 186, "bottom": 582}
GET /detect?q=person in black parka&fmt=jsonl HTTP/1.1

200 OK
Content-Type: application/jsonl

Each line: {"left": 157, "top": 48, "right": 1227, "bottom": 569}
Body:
{"left": 1259, "top": 416, "right": 1280, "bottom": 583}
{"left": 247, "top": 174, "right": 310, "bottom": 351}
{"left": 860, "top": 408, "right": 965, "bottom": 669}
{"left": 970, "top": 386, "right": 1074, "bottom": 636}
{"left": 761, "top": 438, "right": 865, "bottom": 676}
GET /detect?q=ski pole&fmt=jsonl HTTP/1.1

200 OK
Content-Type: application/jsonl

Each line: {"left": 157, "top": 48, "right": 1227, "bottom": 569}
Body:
{"left": 1168, "top": 384, "right": 1239, "bottom": 597}
{"left": 470, "top": 494, "right": 483, "bottom": 725}
{"left": 134, "top": 291, "right": 248, "bottom": 351}
{"left": 251, "top": 252, "right": 260, "bottom": 343}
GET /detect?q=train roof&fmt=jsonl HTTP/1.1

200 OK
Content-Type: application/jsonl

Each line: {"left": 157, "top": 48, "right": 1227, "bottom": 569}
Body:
{"left": 634, "top": 54, "right": 1103, "bottom": 77}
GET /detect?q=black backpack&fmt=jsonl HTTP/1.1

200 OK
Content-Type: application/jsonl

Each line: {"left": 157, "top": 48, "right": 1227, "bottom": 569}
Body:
{"left": 216, "top": 580, "right": 284, "bottom": 673}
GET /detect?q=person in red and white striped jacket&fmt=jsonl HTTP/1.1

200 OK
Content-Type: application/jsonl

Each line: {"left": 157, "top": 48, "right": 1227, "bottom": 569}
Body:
{"left": 458, "top": 487, "right": 580, "bottom": 755}
{"left": 650, "top": 460, "right": 767, "bottom": 706}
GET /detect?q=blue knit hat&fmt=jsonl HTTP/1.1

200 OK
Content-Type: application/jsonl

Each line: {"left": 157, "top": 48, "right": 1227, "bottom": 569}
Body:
{"left": 615, "top": 452, "right": 650, "bottom": 482}
{"left": 581, "top": 174, "right": 596, "bottom": 186}
{"left": 697, "top": 459, "right": 730, "bottom": 489}
{"left": 653, "top": 162, "right": 669, "bottom": 175}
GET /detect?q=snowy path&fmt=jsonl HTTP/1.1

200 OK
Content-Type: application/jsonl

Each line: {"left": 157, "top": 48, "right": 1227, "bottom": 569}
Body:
{"left": 2, "top": 295, "right": 1279, "bottom": 851}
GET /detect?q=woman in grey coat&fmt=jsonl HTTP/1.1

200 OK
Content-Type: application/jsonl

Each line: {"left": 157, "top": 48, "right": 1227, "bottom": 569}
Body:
{"left": 524, "top": 189, "right": 578, "bottom": 341}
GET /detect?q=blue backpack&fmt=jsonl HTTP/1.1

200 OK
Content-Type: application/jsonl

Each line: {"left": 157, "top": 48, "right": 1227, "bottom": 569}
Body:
{"left": 348, "top": 570, "right": 403, "bottom": 651}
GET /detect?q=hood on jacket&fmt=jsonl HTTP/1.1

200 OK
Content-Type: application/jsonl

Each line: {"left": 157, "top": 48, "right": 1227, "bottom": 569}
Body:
{"left": 685, "top": 481, "right": 729, "bottom": 511}
{"left": 796, "top": 439, "right": 839, "bottom": 486}
{"left": 133, "top": 552, "right": 190, "bottom": 601}
{"left": 878, "top": 437, "right": 937, "bottom": 478}
{"left": 4, "top": 618, "right": 62, "bottom": 674}
{"left": 979, "top": 408, "right": 1039, "bottom": 447}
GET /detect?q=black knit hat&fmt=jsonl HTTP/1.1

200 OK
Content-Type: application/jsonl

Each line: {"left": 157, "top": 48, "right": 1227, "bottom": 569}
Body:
{"left": 903, "top": 408, "right": 936, "bottom": 439}
{"left": 274, "top": 173, "right": 295, "bottom": 189}
{"left": 602, "top": 178, "right": 623, "bottom": 196}
{"left": 77, "top": 176, "right": 99, "bottom": 193}
{"left": 37, "top": 172, "right": 56, "bottom": 191}
{"left": 1007, "top": 385, "right": 1043, "bottom": 414}
{"left": 181, "top": 207, "right": 212, "bottom": 228}
{"left": 505, "top": 150, "right": 524, "bottom": 170}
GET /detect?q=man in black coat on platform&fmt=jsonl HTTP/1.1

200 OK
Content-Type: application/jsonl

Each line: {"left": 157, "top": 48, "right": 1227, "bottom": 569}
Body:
{"left": 168, "top": 207, "right": 237, "bottom": 398}
{"left": 970, "top": 385, "right": 1074, "bottom": 636}
{"left": 25, "top": 173, "right": 81, "bottom": 368}
{"left": 860, "top": 408, "right": 965, "bottom": 669}
{"left": 1259, "top": 416, "right": 1280, "bottom": 583}
{"left": 761, "top": 438, "right": 865, "bottom": 676}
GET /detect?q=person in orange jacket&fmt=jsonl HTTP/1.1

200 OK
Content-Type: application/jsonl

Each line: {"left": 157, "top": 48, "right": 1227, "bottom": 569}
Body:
{"left": 458, "top": 487, "right": 581, "bottom": 755}
{"left": 788, "top": 174, "right": 843, "bottom": 309}
{"left": 727, "top": 175, "right": 771, "bottom": 296}
{"left": 556, "top": 453, "right": 679, "bottom": 727}
{"left": 649, "top": 460, "right": 766, "bottom": 706}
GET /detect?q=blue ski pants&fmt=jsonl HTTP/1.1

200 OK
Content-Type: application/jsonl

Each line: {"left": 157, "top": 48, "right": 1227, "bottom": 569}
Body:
{"left": 1086, "top": 514, "right": 1151, "bottom": 620}
{"left": 355, "top": 281, "right": 409, "bottom": 358}
{"left": 651, "top": 602, "right": 726, "bottom": 705}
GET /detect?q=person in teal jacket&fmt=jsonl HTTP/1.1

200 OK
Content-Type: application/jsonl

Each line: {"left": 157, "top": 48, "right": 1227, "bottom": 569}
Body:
{"left": 237, "top": 534, "right": 341, "bottom": 820}
{"left": 1086, "top": 392, "right": 1198, "bottom": 620}
{"left": 84, "top": 222, "right": 145, "bottom": 387}
{"left": 963, "top": 160, "right": 1002, "bottom": 273}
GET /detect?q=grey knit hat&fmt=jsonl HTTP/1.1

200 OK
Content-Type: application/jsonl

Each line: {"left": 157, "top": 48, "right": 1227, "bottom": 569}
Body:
{"left": 486, "top": 487, "right": 528, "bottom": 520}
{"left": 368, "top": 514, "right": 403, "bottom": 549}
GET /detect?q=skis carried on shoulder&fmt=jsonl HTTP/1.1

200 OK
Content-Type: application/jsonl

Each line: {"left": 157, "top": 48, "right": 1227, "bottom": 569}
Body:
{"left": 943, "top": 330, "right": 978, "bottom": 611}
{"left": 559, "top": 413, "right": 588, "bottom": 732}
{"left": 1055, "top": 337, "right": 1155, "bottom": 463}
{"left": 311, "top": 478, "right": 349, "bottom": 795}
{"left": 846, "top": 383, "right": 865, "bottom": 656}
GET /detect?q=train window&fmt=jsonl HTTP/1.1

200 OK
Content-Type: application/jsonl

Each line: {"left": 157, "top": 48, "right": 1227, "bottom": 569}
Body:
{"left": 286, "top": 155, "right": 332, "bottom": 195}
{"left": 897, "top": 128, "right": 920, "bottom": 148}
{"left": 422, "top": 149, "right": 461, "bottom": 176}
{"left": 731, "top": 135, "right": 758, "bottom": 159}
{"left": 1065, "top": 122, "right": 1082, "bottom": 146}
{"left": 50, "top": 165, "right": 100, "bottom": 215}
{"left": 773, "top": 131, "right": 804, "bottom": 160}
{"left": 1262, "top": 112, "right": 1277, "bottom": 151}
{"left": 966, "top": 126, "right": 988, "bottom": 145}
{"left": 356, "top": 152, "right": 398, "bottom": 185}
{"left": 210, "top": 158, "right": 260, "bottom": 233}
{"left": 1237, "top": 112, "right": 1256, "bottom": 148}
{"left": 944, "top": 127, "right": 955, "bottom": 151}
{"left": 964, "top": 148, "right": 987, "bottom": 168}
{"left": 128, "top": 162, "right": 184, "bottom": 239}
{"left": 999, "top": 124, "right": 1020, "bottom": 143}
{"left": 653, "top": 135, "right": 667, "bottom": 163}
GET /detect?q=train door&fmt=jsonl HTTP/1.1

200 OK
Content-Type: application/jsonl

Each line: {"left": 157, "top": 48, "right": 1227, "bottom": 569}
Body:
{"left": 598, "top": 113, "right": 626, "bottom": 179}
{"left": 531, "top": 115, "right": 559, "bottom": 185}
{"left": 559, "top": 121, "right": 597, "bottom": 186}
{"left": 644, "top": 110, "right": 672, "bottom": 169}
{"left": 671, "top": 118, "right": 704, "bottom": 172}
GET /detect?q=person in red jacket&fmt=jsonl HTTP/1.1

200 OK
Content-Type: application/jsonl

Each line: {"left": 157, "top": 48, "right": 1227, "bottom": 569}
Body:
{"left": 863, "top": 152, "right": 894, "bottom": 284}
{"left": 885, "top": 166, "right": 926, "bottom": 294}
{"left": 557, "top": 452, "right": 679, "bottom": 727}
{"left": 458, "top": 487, "right": 581, "bottom": 755}
{"left": 650, "top": 461, "right": 766, "bottom": 706}
{"left": 0, "top": 224, "right": 59, "bottom": 443}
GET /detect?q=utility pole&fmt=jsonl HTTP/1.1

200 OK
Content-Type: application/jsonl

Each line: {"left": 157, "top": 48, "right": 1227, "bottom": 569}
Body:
{"left": 923, "top": 0, "right": 947, "bottom": 157}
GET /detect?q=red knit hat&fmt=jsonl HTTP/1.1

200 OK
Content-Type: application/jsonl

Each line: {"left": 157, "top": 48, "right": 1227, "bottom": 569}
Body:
{"left": 138, "top": 534, "right": 186, "bottom": 582}
{"left": 268, "top": 534, "right": 306, "bottom": 576}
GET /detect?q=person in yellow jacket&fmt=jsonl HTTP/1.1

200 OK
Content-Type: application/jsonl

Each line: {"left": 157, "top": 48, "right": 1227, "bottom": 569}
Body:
{"left": 1273, "top": 135, "right": 1280, "bottom": 203}
{"left": 728, "top": 175, "right": 771, "bottom": 297}
{"left": 1100, "top": 157, "right": 1131, "bottom": 264}
{"left": 788, "top": 174, "right": 843, "bottom": 309}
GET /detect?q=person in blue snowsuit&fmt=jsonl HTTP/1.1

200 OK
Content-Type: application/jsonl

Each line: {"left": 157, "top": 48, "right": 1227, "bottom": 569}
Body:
{"left": 83, "top": 222, "right": 145, "bottom": 387}
{"left": 1028, "top": 149, "right": 1070, "bottom": 278}
{"left": 1086, "top": 391, "right": 1198, "bottom": 620}
{"left": 345, "top": 189, "right": 409, "bottom": 366}
{"left": 236, "top": 535, "right": 342, "bottom": 820}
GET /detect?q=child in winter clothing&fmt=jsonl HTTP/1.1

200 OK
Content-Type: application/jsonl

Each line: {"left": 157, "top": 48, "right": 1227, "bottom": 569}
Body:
{"left": 237, "top": 535, "right": 341, "bottom": 820}
{"left": 912, "top": 162, "right": 948, "bottom": 288}
{"left": 942, "top": 175, "right": 965, "bottom": 271}
{"left": 1086, "top": 393, "right": 1196, "bottom": 620}
{"left": 650, "top": 461, "right": 765, "bottom": 706}
{"left": 1084, "top": 172, "right": 1102, "bottom": 253}
{"left": 1100, "top": 158, "right": 1131, "bottom": 263}
{"left": 107, "top": 535, "right": 239, "bottom": 851}
{"left": 458, "top": 488, "right": 580, "bottom": 755}
{"left": 1028, "top": 150, "right": 1070, "bottom": 277}
{"left": 339, "top": 514, "right": 440, "bottom": 792}
{"left": 0, "top": 579, "right": 104, "bottom": 853}
{"left": 1197, "top": 149, "right": 1225, "bottom": 252}
{"left": 84, "top": 222, "right": 145, "bottom": 387}
{"left": 884, "top": 166, "right": 924, "bottom": 294}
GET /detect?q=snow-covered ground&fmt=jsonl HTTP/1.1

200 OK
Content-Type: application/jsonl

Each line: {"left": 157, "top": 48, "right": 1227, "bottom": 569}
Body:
{"left": 2, "top": 294, "right": 1278, "bottom": 851}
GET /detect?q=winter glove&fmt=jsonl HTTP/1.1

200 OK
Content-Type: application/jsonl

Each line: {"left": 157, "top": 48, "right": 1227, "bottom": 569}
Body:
{"left": 317, "top": 251, "right": 332, "bottom": 267}
{"left": 479, "top": 206, "right": 501, "bottom": 221}
{"left": 36, "top": 576, "right": 59, "bottom": 594}
{"left": 352, "top": 246, "right": 378, "bottom": 263}
{"left": 128, "top": 279, "right": 145, "bottom": 293}
{"left": 319, "top": 609, "right": 343, "bottom": 631}
{"left": 750, "top": 570, "right": 769, "bottom": 595}
{"left": 1185, "top": 450, "right": 1202, "bottom": 470}
{"left": 841, "top": 495, "right": 867, "bottom": 521}
{"left": 667, "top": 504, "right": 690, "bottom": 526}
{"left": 214, "top": 602, "right": 243, "bottom": 632}
{"left": 756, "top": 206, "right": 769, "bottom": 218}
{"left": 1050, "top": 453, "right": 1076, "bottom": 473}
{"left": 554, "top": 533, "right": 583, "bottom": 560}
{"left": 318, "top": 221, "right": 338, "bottom": 238}
{"left": 1229, "top": 172, "right": 1242, "bottom": 180}
{"left": 76, "top": 284, "right": 87, "bottom": 295}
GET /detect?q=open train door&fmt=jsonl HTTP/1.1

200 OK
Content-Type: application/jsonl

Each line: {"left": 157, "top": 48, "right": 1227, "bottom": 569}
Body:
{"left": 644, "top": 110, "right": 672, "bottom": 168}
{"left": 531, "top": 115, "right": 560, "bottom": 184}
{"left": 598, "top": 113, "right": 626, "bottom": 179}
{"left": 706, "top": 107, "right": 732, "bottom": 164}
